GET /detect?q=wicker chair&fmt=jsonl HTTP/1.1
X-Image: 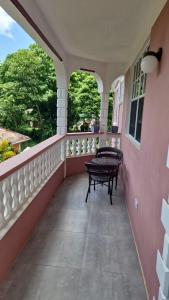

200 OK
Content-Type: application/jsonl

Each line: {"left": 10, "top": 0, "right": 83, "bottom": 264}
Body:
{"left": 96, "top": 147, "right": 123, "bottom": 189}
{"left": 85, "top": 162, "right": 118, "bottom": 205}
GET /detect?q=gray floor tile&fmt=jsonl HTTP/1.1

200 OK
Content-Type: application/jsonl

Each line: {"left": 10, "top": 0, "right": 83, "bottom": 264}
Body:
{"left": 0, "top": 174, "right": 147, "bottom": 300}
{"left": 77, "top": 269, "right": 115, "bottom": 300}
{"left": 18, "top": 231, "right": 86, "bottom": 269}
{"left": 39, "top": 208, "right": 90, "bottom": 233}
{"left": 77, "top": 269, "right": 147, "bottom": 300}
{"left": 3, "top": 264, "right": 80, "bottom": 300}
{"left": 82, "top": 234, "right": 120, "bottom": 273}
{"left": 110, "top": 272, "right": 147, "bottom": 300}
{"left": 87, "top": 206, "right": 131, "bottom": 237}
{"left": 0, "top": 279, "right": 12, "bottom": 299}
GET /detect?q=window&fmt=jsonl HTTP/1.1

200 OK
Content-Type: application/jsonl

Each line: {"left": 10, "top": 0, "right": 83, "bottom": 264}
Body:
{"left": 129, "top": 47, "right": 147, "bottom": 143}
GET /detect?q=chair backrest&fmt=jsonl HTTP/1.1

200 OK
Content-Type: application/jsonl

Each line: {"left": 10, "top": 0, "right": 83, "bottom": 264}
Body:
{"left": 85, "top": 162, "right": 117, "bottom": 178}
{"left": 96, "top": 147, "right": 123, "bottom": 161}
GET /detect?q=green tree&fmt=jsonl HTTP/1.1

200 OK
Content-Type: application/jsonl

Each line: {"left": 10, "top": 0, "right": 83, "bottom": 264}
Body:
{"left": 0, "top": 44, "right": 56, "bottom": 141}
{"left": 68, "top": 72, "right": 101, "bottom": 130}
{"left": 0, "top": 45, "right": 114, "bottom": 145}
{"left": 108, "top": 92, "right": 114, "bottom": 131}
{"left": 68, "top": 71, "right": 113, "bottom": 131}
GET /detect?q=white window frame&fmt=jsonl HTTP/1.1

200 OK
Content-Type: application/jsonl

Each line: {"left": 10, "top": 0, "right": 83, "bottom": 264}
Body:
{"left": 126, "top": 42, "right": 149, "bottom": 147}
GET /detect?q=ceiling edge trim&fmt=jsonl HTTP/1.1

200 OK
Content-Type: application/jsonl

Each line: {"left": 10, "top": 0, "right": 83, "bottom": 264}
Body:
{"left": 10, "top": 0, "right": 63, "bottom": 61}
{"left": 80, "top": 68, "right": 95, "bottom": 73}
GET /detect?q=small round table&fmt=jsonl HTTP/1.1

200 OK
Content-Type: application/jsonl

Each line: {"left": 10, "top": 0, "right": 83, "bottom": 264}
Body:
{"left": 91, "top": 157, "right": 121, "bottom": 192}
{"left": 91, "top": 157, "right": 120, "bottom": 167}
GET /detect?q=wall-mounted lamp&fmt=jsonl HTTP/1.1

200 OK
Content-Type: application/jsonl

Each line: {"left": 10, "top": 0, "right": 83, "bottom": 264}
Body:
{"left": 141, "top": 48, "right": 163, "bottom": 74}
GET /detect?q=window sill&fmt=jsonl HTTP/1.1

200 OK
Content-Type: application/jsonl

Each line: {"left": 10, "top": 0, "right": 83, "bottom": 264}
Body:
{"left": 125, "top": 134, "right": 141, "bottom": 150}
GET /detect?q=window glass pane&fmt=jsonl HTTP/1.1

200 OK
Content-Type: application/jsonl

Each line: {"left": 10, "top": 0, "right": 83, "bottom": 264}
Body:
{"left": 136, "top": 97, "right": 144, "bottom": 142}
{"left": 129, "top": 100, "right": 137, "bottom": 137}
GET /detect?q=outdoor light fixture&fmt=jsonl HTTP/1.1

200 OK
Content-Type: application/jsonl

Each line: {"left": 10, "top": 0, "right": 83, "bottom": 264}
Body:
{"left": 141, "top": 48, "right": 163, "bottom": 74}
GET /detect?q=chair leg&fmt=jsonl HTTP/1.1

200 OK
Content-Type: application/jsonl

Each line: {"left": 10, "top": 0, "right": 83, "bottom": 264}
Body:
{"left": 115, "top": 175, "right": 118, "bottom": 190}
{"left": 110, "top": 185, "right": 113, "bottom": 205}
{"left": 94, "top": 181, "right": 96, "bottom": 190}
{"left": 85, "top": 187, "right": 90, "bottom": 203}
{"left": 88, "top": 177, "right": 91, "bottom": 193}
{"left": 108, "top": 180, "right": 110, "bottom": 194}
{"left": 85, "top": 177, "right": 91, "bottom": 203}
{"left": 109, "top": 178, "right": 114, "bottom": 205}
{"left": 111, "top": 177, "right": 114, "bottom": 192}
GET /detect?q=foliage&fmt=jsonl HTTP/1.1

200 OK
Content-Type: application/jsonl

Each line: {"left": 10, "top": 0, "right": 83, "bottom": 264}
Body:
{"left": 108, "top": 92, "right": 114, "bottom": 131}
{"left": 0, "top": 44, "right": 114, "bottom": 147}
{"left": 0, "top": 140, "right": 17, "bottom": 162}
{"left": 68, "top": 71, "right": 114, "bottom": 131}
{"left": 20, "top": 139, "right": 37, "bottom": 152}
{"left": 68, "top": 72, "right": 101, "bottom": 130}
{"left": 0, "top": 44, "right": 56, "bottom": 142}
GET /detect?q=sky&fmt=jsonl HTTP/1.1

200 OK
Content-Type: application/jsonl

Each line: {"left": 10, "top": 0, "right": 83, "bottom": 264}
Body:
{"left": 0, "top": 7, "right": 34, "bottom": 62}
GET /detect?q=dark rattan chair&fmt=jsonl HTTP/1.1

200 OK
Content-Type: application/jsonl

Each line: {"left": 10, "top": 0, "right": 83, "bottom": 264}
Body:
{"left": 85, "top": 162, "right": 118, "bottom": 205}
{"left": 96, "top": 147, "right": 123, "bottom": 160}
{"left": 96, "top": 147, "right": 123, "bottom": 189}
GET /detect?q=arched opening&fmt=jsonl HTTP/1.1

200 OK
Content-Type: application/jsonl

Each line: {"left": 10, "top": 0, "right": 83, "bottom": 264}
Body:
{"left": 67, "top": 70, "right": 101, "bottom": 132}
{"left": 67, "top": 70, "right": 115, "bottom": 133}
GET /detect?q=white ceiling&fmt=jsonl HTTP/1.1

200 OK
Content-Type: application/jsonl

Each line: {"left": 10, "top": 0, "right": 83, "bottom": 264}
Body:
{"left": 2, "top": 0, "right": 167, "bottom": 79}
{"left": 29, "top": 0, "right": 167, "bottom": 64}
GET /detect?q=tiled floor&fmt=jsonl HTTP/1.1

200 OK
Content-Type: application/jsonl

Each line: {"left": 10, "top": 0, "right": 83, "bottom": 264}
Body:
{"left": 0, "top": 174, "right": 147, "bottom": 300}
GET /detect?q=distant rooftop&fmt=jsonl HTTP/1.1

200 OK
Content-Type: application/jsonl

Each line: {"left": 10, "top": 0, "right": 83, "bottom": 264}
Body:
{"left": 0, "top": 128, "right": 30, "bottom": 145}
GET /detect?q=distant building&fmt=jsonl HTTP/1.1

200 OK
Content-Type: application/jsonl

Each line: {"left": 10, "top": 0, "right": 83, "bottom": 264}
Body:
{"left": 0, "top": 128, "right": 30, "bottom": 152}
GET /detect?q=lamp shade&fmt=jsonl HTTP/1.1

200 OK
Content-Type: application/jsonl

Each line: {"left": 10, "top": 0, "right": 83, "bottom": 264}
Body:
{"left": 141, "top": 48, "right": 162, "bottom": 74}
{"left": 141, "top": 55, "right": 158, "bottom": 74}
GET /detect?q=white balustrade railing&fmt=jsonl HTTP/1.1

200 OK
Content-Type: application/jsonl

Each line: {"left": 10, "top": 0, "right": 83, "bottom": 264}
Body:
{"left": 66, "top": 132, "right": 121, "bottom": 158}
{"left": 106, "top": 133, "right": 121, "bottom": 149}
{"left": 66, "top": 133, "right": 100, "bottom": 157}
{"left": 0, "top": 135, "right": 64, "bottom": 239}
{"left": 0, "top": 132, "right": 120, "bottom": 239}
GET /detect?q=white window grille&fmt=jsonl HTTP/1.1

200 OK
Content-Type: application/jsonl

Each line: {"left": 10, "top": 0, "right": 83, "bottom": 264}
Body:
{"left": 128, "top": 44, "right": 148, "bottom": 142}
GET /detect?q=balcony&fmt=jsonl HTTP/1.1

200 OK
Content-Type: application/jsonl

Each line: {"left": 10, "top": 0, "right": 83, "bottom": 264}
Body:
{"left": 0, "top": 132, "right": 147, "bottom": 299}
{"left": 0, "top": 1, "right": 169, "bottom": 298}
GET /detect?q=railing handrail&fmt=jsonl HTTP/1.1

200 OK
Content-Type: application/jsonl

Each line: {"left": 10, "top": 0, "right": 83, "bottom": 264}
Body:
{"left": 65, "top": 132, "right": 121, "bottom": 158}
{"left": 66, "top": 132, "right": 103, "bottom": 137}
{"left": 0, "top": 134, "right": 64, "bottom": 181}
{"left": 0, "top": 131, "right": 121, "bottom": 239}
{"left": 106, "top": 132, "right": 121, "bottom": 136}
{"left": 0, "top": 132, "right": 121, "bottom": 180}
{"left": 66, "top": 132, "right": 121, "bottom": 137}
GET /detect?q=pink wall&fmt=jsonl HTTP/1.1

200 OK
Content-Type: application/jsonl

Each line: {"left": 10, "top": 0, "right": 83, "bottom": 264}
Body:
{"left": 0, "top": 153, "right": 93, "bottom": 282}
{"left": 0, "top": 163, "right": 64, "bottom": 282}
{"left": 66, "top": 155, "right": 94, "bottom": 177}
{"left": 121, "top": 2, "right": 169, "bottom": 299}
{"left": 0, "top": 132, "right": 96, "bottom": 283}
